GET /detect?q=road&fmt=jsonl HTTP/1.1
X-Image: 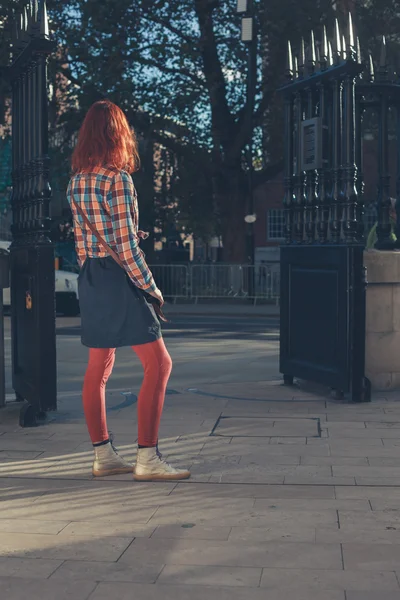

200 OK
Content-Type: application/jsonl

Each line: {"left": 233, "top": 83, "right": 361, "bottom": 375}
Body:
{"left": 54, "top": 314, "right": 280, "bottom": 395}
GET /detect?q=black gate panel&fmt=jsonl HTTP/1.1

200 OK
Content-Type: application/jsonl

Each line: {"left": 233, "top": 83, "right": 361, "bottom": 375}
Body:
{"left": 11, "top": 243, "right": 56, "bottom": 412}
{"left": 280, "top": 245, "right": 355, "bottom": 391}
{"left": 6, "top": 2, "right": 57, "bottom": 425}
{"left": 279, "top": 17, "right": 372, "bottom": 402}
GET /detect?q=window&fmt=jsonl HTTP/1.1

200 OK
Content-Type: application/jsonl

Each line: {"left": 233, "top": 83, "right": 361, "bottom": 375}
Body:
{"left": 267, "top": 209, "right": 285, "bottom": 241}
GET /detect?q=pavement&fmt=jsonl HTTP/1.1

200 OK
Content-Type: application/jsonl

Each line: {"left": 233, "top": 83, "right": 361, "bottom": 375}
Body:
{"left": 1, "top": 315, "right": 400, "bottom": 599}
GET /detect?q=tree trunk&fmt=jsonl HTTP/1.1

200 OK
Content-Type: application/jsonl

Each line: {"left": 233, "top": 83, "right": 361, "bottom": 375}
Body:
{"left": 213, "top": 164, "right": 247, "bottom": 263}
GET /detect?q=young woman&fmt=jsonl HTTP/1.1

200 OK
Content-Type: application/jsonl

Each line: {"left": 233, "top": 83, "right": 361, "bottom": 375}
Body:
{"left": 67, "top": 99, "right": 190, "bottom": 481}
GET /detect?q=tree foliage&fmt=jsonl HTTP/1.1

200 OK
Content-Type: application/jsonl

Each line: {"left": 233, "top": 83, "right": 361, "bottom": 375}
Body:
{"left": 1, "top": 0, "right": 400, "bottom": 260}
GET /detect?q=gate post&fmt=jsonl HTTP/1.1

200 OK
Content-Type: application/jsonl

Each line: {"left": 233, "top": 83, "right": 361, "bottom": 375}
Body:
{"left": 8, "top": 1, "right": 57, "bottom": 426}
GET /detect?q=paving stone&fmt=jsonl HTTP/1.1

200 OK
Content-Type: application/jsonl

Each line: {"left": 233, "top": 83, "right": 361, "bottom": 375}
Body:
{"left": 172, "top": 483, "right": 335, "bottom": 499}
{"left": 301, "top": 456, "right": 369, "bottom": 466}
{"left": 339, "top": 510, "right": 400, "bottom": 529}
{"left": 229, "top": 525, "right": 315, "bottom": 543}
{"left": 269, "top": 437, "right": 308, "bottom": 444}
{"left": 151, "top": 525, "right": 231, "bottom": 540}
{"left": 254, "top": 499, "right": 370, "bottom": 512}
{"left": 335, "top": 487, "right": 400, "bottom": 500}
{"left": 119, "top": 538, "right": 343, "bottom": 569}
{"left": 346, "top": 594, "right": 400, "bottom": 600}
{"left": 59, "top": 522, "right": 156, "bottom": 538}
{"left": 334, "top": 466, "right": 400, "bottom": 478}
{"left": 368, "top": 457, "right": 400, "bottom": 467}
{"left": 0, "top": 557, "right": 62, "bottom": 579}
{"left": 355, "top": 477, "right": 400, "bottom": 486}
{"left": 0, "top": 577, "right": 96, "bottom": 600}
{"left": 89, "top": 581, "right": 346, "bottom": 600}
{"left": 229, "top": 443, "right": 331, "bottom": 456}
{"left": 343, "top": 543, "right": 400, "bottom": 570}
{"left": 149, "top": 505, "right": 337, "bottom": 528}
{"left": 329, "top": 439, "right": 384, "bottom": 448}
{"left": 0, "top": 518, "right": 69, "bottom": 535}
{"left": 49, "top": 559, "right": 161, "bottom": 583}
{"left": 328, "top": 447, "right": 400, "bottom": 458}
{"left": 158, "top": 564, "right": 262, "bottom": 587}
{"left": 239, "top": 454, "right": 301, "bottom": 466}
{"left": 284, "top": 476, "right": 356, "bottom": 486}
{"left": 316, "top": 526, "right": 400, "bottom": 544}
{"left": 0, "top": 532, "right": 133, "bottom": 561}
{"left": 260, "top": 567, "right": 399, "bottom": 591}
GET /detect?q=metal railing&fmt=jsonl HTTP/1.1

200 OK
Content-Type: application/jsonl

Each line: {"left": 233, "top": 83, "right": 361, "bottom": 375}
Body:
{"left": 189, "top": 263, "right": 280, "bottom": 304}
{"left": 143, "top": 263, "right": 280, "bottom": 303}
{"left": 55, "top": 261, "right": 281, "bottom": 303}
{"left": 149, "top": 264, "right": 190, "bottom": 301}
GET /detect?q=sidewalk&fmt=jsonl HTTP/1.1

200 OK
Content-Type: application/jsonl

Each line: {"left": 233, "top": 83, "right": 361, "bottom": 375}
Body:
{"left": 1, "top": 372, "right": 400, "bottom": 600}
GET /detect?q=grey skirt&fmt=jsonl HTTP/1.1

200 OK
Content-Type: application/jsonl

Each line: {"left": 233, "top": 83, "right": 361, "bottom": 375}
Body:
{"left": 78, "top": 257, "right": 162, "bottom": 348}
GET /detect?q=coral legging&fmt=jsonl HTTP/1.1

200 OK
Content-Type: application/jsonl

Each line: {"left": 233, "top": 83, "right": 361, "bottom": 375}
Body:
{"left": 82, "top": 338, "right": 172, "bottom": 446}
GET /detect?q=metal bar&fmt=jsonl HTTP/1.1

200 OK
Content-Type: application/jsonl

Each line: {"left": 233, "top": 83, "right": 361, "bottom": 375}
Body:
{"left": 293, "top": 92, "right": 306, "bottom": 243}
{"left": 316, "top": 79, "right": 329, "bottom": 243}
{"left": 304, "top": 85, "right": 317, "bottom": 243}
{"left": 341, "top": 71, "right": 359, "bottom": 243}
{"left": 283, "top": 91, "right": 294, "bottom": 244}
{"left": 375, "top": 92, "right": 393, "bottom": 249}
{"left": 329, "top": 77, "right": 343, "bottom": 243}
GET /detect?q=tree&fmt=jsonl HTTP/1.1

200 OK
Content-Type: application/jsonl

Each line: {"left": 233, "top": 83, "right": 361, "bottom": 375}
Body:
{"left": 1, "top": 0, "right": 400, "bottom": 260}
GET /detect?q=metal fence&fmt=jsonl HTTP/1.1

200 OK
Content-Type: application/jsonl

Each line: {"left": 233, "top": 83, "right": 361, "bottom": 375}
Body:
{"left": 144, "top": 263, "right": 280, "bottom": 303}
{"left": 54, "top": 260, "right": 281, "bottom": 303}
{"left": 149, "top": 264, "right": 189, "bottom": 300}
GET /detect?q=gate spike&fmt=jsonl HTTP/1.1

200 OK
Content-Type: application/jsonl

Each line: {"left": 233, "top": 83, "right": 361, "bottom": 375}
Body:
{"left": 333, "top": 19, "right": 342, "bottom": 63}
{"left": 309, "top": 30, "right": 316, "bottom": 67}
{"left": 294, "top": 55, "right": 299, "bottom": 78}
{"left": 23, "top": 6, "right": 28, "bottom": 31}
{"left": 368, "top": 53, "right": 375, "bottom": 82}
{"left": 342, "top": 35, "right": 347, "bottom": 60}
{"left": 32, "top": 0, "right": 38, "bottom": 22}
{"left": 298, "top": 37, "right": 305, "bottom": 76}
{"left": 286, "top": 40, "right": 294, "bottom": 80}
{"left": 27, "top": 2, "right": 34, "bottom": 33}
{"left": 38, "top": 0, "right": 49, "bottom": 38}
{"left": 327, "top": 41, "right": 333, "bottom": 66}
{"left": 315, "top": 43, "right": 321, "bottom": 68}
{"left": 320, "top": 25, "right": 328, "bottom": 69}
{"left": 348, "top": 12, "right": 355, "bottom": 51}
{"left": 18, "top": 12, "right": 24, "bottom": 35}
{"left": 356, "top": 36, "right": 362, "bottom": 64}
{"left": 379, "top": 35, "right": 387, "bottom": 68}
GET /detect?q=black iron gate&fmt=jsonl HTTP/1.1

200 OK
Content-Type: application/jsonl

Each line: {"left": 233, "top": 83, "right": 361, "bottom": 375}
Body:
{"left": 7, "top": 1, "right": 57, "bottom": 425}
{"left": 279, "top": 16, "right": 376, "bottom": 402}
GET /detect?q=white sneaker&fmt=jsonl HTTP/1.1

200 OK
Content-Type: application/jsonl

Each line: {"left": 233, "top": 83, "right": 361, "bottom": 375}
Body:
{"left": 92, "top": 441, "right": 133, "bottom": 477}
{"left": 134, "top": 447, "right": 191, "bottom": 481}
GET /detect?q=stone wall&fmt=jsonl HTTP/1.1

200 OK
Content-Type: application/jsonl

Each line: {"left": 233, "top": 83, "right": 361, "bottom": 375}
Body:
{"left": 365, "top": 250, "right": 400, "bottom": 390}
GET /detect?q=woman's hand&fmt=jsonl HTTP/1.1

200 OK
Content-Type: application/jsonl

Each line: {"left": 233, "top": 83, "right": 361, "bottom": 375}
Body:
{"left": 137, "top": 230, "right": 149, "bottom": 240}
{"left": 149, "top": 287, "right": 164, "bottom": 306}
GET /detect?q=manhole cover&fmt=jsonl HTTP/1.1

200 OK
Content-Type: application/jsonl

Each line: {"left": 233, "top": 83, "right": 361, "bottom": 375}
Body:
{"left": 211, "top": 416, "right": 320, "bottom": 438}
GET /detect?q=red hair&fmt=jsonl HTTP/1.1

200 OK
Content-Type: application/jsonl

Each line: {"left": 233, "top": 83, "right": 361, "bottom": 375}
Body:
{"left": 71, "top": 100, "right": 140, "bottom": 174}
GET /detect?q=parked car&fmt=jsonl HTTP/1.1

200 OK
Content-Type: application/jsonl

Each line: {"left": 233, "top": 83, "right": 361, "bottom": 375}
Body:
{"left": 0, "top": 241, "right": 80, "bottom": 316}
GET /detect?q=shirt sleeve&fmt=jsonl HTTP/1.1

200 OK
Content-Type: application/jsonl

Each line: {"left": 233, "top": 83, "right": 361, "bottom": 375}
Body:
{"left": 67, "top": 180, "right": 87, "bottom": 268}
{"left": 107, "top": 171, "right": 156, "bottom": 291}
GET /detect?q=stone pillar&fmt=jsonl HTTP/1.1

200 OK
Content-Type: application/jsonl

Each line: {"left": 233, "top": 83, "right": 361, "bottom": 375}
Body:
{"left": 365, "top": 250, "right": 400, "bottom": 390}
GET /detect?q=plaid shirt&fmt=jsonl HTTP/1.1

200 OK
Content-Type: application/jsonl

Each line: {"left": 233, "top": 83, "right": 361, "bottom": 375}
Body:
{"left": 67, "top": 167, "right": 156, "bottom": 292}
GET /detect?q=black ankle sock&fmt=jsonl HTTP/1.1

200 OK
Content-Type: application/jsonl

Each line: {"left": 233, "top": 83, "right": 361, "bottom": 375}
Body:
{"left": 93, "top": 439, "right": 110, "bottom": 448}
